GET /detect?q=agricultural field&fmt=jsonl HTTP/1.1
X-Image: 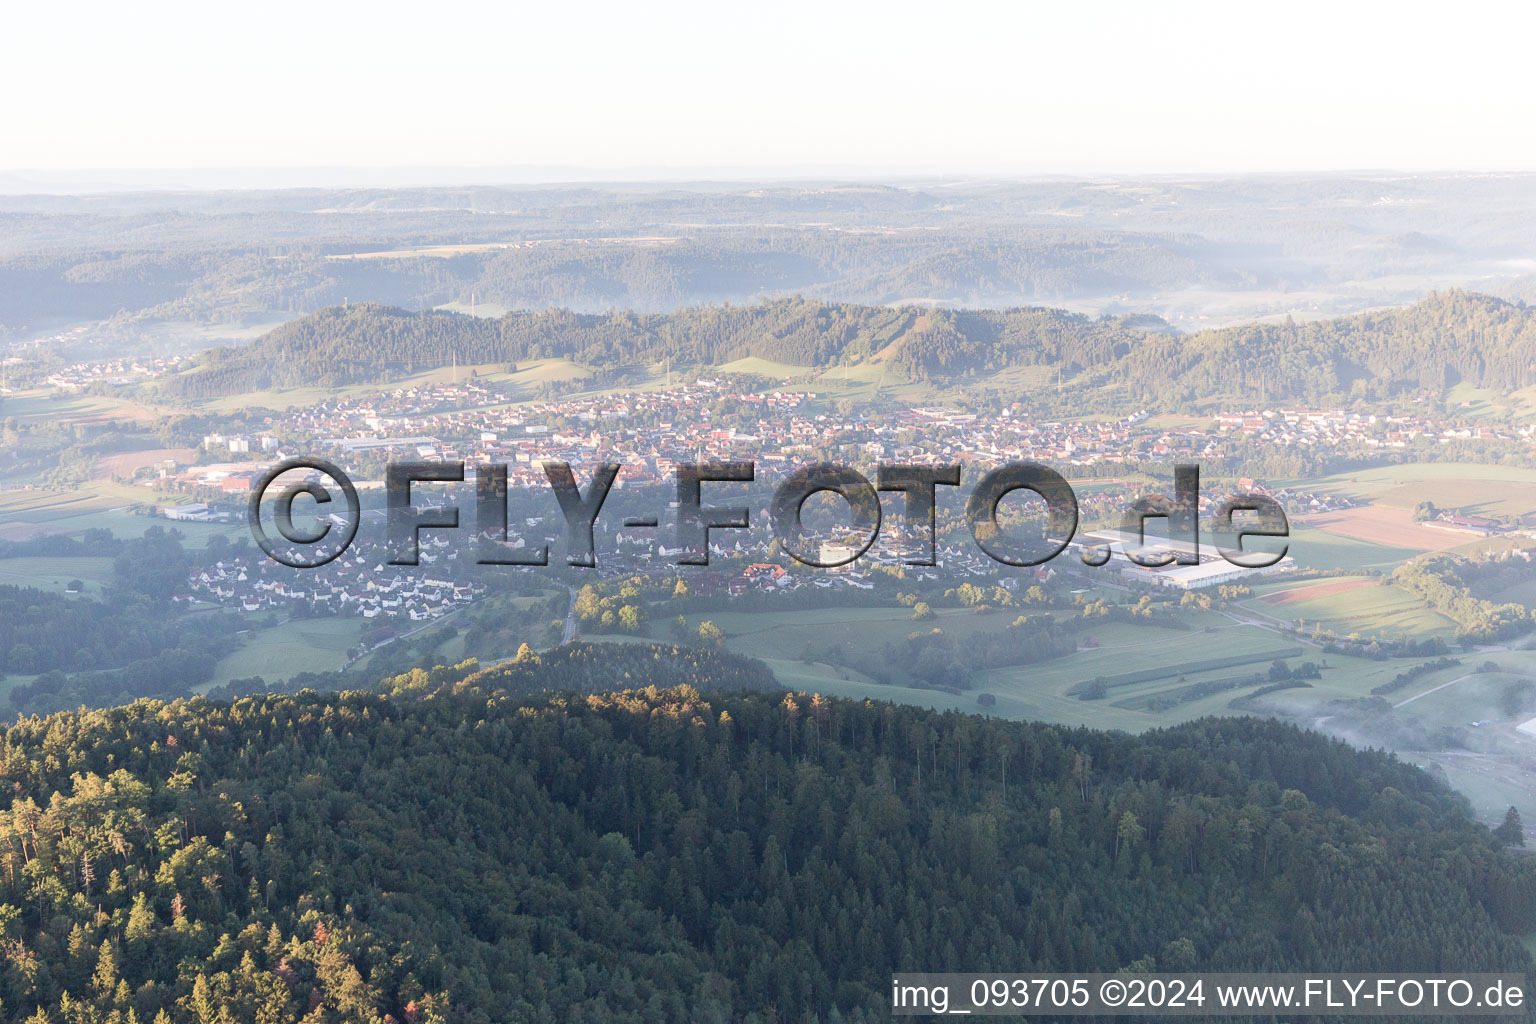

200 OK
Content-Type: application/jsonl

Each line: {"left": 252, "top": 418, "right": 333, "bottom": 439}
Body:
{"left": 182, "top": 355, "right": 610, "bottom": 415}
{"left": 0, "top": 389, "right": 163, "bottom": 426}
{"left": 716, "top": 356, "right": 817, "bottom": 380}
{"left": 200, "top": 618, "right": 371, "bottom": 691}
{"left": 1240, "top": 578, "right": 1459, "bottom": 640}
{"left": 1279, "top": 520, "right": 1424, "bottom": 571}
{"left": 961, "top": 623, "right": 1311, "bottom": 731}
{"left": 590, "top": 603, "right": 1354, "bottom": 732}
{"left": 1288, "top": 463, "right": 1536, "bottom": 520}
{"left": 1257, "top": 577, "right": 1378, "bottom": 605}
{"left": 759, "top": 620, "right": 1325, "bottom": 733}
{"left": 1389, "top": 664, "right": 1523, "bottom": 722}
{"left": 0, "top": 555, "right": 115, "bottom": 595}
{"left": 0, "top": 488, "right": 115, "bottom": 524}
{"left": 0, "top": 486, "right": 243, "bottom": 545}
{"left": 93, "top": 447, "right": 199, "bottom": 480}
{"left": 1445, "top": 381, "right": 1536, "bottom": 422}
{"left": 1489, "top": 576, "right": 1536, "bottom": 608}
{"left": 191, "top": 360, "right": 538, "bottom": 414}
{"left": 638, "top": 604, "right": 1023, "bottom": 666}
{"left": 1299, "top": 505, "right": 1477, "bottom": 552}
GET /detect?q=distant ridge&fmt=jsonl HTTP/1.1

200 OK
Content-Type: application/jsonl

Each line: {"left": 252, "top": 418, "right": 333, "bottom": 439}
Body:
{"left": 167, "top": 290, "right": 1536, "bottom": 405}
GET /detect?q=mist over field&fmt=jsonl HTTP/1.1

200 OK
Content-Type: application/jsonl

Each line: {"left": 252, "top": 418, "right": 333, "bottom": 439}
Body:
{"left": 6, "top": 174, "right": 1536, "bottom": 355}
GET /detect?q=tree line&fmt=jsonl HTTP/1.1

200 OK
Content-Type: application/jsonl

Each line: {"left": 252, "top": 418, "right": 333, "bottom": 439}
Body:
{"left": 165, "top": 290, "right": 1536, "bottom": 408}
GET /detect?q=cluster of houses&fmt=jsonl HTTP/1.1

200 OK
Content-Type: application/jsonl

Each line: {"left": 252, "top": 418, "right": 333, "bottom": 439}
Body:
{"left": 1230, "top": 477, "right": 1357, "bottom": 516}
{"left": 147, "top": 378, "right": 1536, "bottom": 613}
{"left": 1215, "top": 408, "right": 1520, "bottom": 449}
{"left": 45, "top": 354, "right": 190, "bottom": 390}
{"left": 186, "top": 533, "right": 484, "bottom": 620}
{"left": 280, "top": 380, "right": 515, "bottom": 435}
{"left": 260, "top": 383, "right": 1161, "bottom": 484}
{"left": 259, "top": 382, "right": 1536, "bottom": 491}
{"left": 127, "top": 378, "right": 1536, "bottom": 524}
{"left": 273, "top": 378, "right": 813, "bottom": 487}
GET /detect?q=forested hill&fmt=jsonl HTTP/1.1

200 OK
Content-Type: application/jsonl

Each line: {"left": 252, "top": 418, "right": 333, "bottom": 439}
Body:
{"left": 164, "top": 299, "right": 1154, "bottom": 398}
{"left": 0, "top": 662, "right": 1533, "bottom": 1022}
{"left": 1125, "top": 288, "right": 1536, "bottom": 403}
{"left": 166, "top": 290, "right": 1536, "bottom": 404}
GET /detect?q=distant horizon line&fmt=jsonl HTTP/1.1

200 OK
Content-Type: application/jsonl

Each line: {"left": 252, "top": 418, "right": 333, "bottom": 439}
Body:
{"left": 3, "top": 165, "right": 1535, "bottom": 196}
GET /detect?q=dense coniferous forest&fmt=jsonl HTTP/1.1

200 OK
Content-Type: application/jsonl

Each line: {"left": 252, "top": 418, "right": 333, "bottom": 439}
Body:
{"left": 164, "top": 290, "right": 1536, "bottom": 405}
{"left": 0, "top": 645, "right": 1530, "bottom": 1023}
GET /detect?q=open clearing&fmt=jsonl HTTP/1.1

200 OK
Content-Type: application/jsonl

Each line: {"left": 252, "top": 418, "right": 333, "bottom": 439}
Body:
{"left": 597, "top": 609, "right": 1345, "bottom": 733}
{"left": 0, "top": 488, "right": 123, "bottom": 523}
{"left": 1262, "top": 578, "right": 1378, "bottom": 604}
{"left": 94, "top": 447, "right": 199, "bottom": 479}
{"left": 195, "top": 356, "right": 591, "bottom": 414}
{"left": 1245, "top": 581, "right": 1457, "bottom": 639}
{"left": 435, "top": 300, "right": 512, "bottom": 319}
{"left": 1375, "top": 478, "right": 1536, "bottom": 520}
{"left": 0, "top": 486, "right": 243, "bottom": 546}
{"left": 201, "top": 619, "right": 370, "bottom": 691}
{"left": 626, "top": 605, "right": 1018, "bottom": 666}
{"left": 1489, "top": 577, "right": 1536, "bottom": 609}
{"left": 1282, "top": 521, "right": 1422, "bottom": 571}
{"left": 3, "top": 391, "right": 161, "bottom": 426}
{"left": 1290, "top": 464, "right": 1536, "bottom": 519}
{"left": 0, "top": 556, "right": 115, "bottom": 595}
{"left": 1299, "top": 505, "right": 1474, "bottom": 551}
{"left": 0, "top": 522, "right": 76, "bottom": 541}
{"left": 717, "top": 357, "right": 817, "bottom": 379}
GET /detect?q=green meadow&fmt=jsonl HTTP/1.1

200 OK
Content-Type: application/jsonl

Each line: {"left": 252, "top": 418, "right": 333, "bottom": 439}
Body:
{"left": 0, "top": 556, "right": 116, "bottom": 596}
{"left": 1240, "top": 581, "right": 1459, "bottom": 640}
{"left": 200, "top": 618, "right": 371, "bottom": 691}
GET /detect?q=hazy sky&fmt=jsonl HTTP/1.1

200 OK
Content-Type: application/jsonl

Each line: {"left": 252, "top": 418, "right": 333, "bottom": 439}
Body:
{"left": 5, "top": 0, "right": 1535, "bottom": 180}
